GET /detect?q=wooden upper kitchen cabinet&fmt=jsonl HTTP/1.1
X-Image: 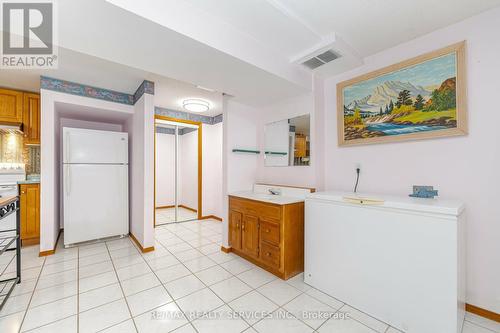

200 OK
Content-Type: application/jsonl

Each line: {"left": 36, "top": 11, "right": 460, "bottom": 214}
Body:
{"left": 0, "top": 88, "right": 23, "bottom": 124}
{"left": 0, "top": 88, "right": 41, "bottom": 144}
{"left": 23, "top": 93, "right": 41, "bottom": 145}
{"left": 20, "top": 184, "right": 40, "bottom": 245}
{"left": 228, "top": 196, "right": 304, "bottom": 280}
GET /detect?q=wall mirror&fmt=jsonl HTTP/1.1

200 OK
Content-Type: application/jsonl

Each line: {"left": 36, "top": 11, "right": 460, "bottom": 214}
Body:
{"left": 264, "top": 114, "right": 310, "bottom": 167}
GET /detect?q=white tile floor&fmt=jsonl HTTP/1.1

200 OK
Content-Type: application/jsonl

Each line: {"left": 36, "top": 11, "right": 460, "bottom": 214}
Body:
{"left": 156, "top": 207, "right": 198, "bottom": 224}
{"left": 0, "top": 219, "right": 498, "bottom": 333}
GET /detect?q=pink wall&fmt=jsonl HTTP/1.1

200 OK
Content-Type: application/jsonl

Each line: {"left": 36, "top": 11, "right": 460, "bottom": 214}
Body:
{"left": 222, "top": 99, "right": 259, "bottom": 247}
{"left": 202, "top": 122, "right": 223, "bottom": 218}
{"left": 127, "top": 94, "right": 155, "bottom": 249}
{"left": 323, "top": 8, "right": 500, "bottom": 312}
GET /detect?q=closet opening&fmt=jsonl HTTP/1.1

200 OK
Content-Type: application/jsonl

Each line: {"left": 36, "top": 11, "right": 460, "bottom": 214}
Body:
{"left": 154, "top": 115, "right": 202, "bottom": 225}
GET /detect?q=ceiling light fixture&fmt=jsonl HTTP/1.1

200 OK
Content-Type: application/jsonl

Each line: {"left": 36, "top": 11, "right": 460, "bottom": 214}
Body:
{"left": 182, "top": 99, "right": 210, "bottom": 113}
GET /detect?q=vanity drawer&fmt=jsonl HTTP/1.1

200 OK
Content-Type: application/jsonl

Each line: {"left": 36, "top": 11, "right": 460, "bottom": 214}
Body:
{"left": 260, "top": 242, "right": 280, "bottom": 268}
{"left": 260, "top": 219, "right": 280, "bottom": 246}
{"left": 229, "top": 197, "right": 281, "bottom": 220}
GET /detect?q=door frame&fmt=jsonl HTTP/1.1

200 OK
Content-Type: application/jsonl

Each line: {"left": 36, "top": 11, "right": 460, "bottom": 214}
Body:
{"left": 154, "top": 115, "right": 202, "bottom": 226}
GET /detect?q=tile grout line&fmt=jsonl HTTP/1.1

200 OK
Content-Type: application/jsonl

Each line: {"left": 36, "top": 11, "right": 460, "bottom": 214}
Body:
{"left": 162, "top": 221, "right": 343, "bottom": 332}
{"left": 153, "top": 222, "right": 297, "bottom": 331}
{"left": 5, "top": 221, "right": 221, "bottom": 333}
{"left": 157, "top": 223, "right": 261, "bottom": 329}
{"left": 14, "top": 220, "right": 445, "bottom": 333}
{"left": 18, "top": 244, "right": 80, "bottom": 332}
{"left": 63, "top": 241, "right": 151, "bottom": 331}
{"left": 248, "top": 281, "right": 311, "bottom": 330}
{"left": 16, "top": 254, "right": 46, "bottom": 333}
{"left": 103, "top": 240, "right": 140, "bottom": 333}
{"left": 22, "top": 221, "right": 245, "bottom": 332}
{"left": 137, "top": 236, "right": 202, "bottom": 333}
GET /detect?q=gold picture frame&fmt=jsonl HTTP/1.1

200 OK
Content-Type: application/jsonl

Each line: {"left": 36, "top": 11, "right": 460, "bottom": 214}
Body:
{"left": 337, "top": 41, "right": 467, "bottom": 146}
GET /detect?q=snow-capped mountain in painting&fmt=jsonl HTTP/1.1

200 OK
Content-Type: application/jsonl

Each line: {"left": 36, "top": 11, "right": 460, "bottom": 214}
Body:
{"left": 346, "top": 80, "right": 431, "bottom": 113}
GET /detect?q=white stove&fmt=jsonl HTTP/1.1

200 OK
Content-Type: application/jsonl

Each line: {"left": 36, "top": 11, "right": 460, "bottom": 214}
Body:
{"left": 0, "top": 167, "right": 25, "bottom": 250}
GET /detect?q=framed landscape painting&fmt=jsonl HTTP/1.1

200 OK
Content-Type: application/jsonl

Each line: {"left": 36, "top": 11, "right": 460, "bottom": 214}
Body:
{"left": 337, "top": 41, "right": 467, "bottom": 146}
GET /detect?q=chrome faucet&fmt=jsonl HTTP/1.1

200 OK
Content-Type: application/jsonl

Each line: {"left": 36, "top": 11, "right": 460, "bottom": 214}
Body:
{"left": 268, "top": 188, "right": 281, "bottom": 196}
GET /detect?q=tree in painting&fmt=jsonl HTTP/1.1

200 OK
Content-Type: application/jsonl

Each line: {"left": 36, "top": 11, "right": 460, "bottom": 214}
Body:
{"left": 414, "top": 94, "right": 424, "bottom": 110}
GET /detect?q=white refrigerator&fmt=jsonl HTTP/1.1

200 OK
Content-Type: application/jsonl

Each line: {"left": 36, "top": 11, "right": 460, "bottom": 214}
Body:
{"left": 63, "top": 127, "right": 129, "bottom": 246}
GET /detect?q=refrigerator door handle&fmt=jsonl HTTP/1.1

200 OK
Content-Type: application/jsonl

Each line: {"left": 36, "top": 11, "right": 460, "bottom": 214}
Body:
{"left": 65, "top": 132, "right": 70, "bottom": 163}
{"left": 65, "top": 165, "right": 71, "bottom": 195}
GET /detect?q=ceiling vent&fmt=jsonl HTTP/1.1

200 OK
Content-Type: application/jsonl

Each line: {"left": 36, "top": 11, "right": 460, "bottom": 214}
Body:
{"left": 301, "top": 50, "right": 341, "bottom": 70}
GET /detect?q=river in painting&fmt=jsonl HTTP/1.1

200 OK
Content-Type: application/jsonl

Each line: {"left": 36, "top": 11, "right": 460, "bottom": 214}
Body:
{"left": 366, "top": 123, "right": 447, "bottom": 136}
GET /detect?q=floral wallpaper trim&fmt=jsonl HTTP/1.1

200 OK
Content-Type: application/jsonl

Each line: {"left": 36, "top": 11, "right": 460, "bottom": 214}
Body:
{"left": 155, "top": 107, "right": 223, "bottom": 125}
{"left": 133, "top": 80, "right": 155, "bottom": 103}
{"left": 40, "top": 77, "right": 155, "bottom": 105}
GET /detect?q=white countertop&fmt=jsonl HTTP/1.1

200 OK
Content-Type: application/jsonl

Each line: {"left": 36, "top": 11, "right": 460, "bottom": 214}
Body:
{"left": 229, "top": 191, "right": 305, "bottom": 205}
{"left": 307, "top": 191, "right": 465, "bottom": 216}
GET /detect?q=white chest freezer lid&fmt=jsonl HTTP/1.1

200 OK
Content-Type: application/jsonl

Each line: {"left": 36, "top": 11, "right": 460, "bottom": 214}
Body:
{"left": 306, "top": 191, "right": 465, "bottom": 216}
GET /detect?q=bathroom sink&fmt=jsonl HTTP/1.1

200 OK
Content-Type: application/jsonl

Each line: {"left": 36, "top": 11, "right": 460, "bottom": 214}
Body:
{"left": 252, "top": 193, "right": 280, "bottom": 200}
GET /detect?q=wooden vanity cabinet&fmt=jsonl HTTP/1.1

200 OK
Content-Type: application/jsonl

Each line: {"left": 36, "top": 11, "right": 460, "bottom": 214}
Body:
{"left": 228, "top": 196, "right": 304, "bottom": 280}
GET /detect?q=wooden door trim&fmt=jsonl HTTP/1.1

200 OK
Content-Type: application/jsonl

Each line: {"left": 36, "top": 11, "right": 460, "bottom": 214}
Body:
{"left": 154, "top": 115, "right": 203, "bottom": 227}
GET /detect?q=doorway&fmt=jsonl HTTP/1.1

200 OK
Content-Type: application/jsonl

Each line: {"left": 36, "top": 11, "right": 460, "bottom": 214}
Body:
{"left": 154, "top": 116, "right": 202, "bottom": 225}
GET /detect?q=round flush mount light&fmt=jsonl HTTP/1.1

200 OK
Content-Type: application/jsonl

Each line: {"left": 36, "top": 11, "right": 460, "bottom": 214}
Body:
{"left": 182, "top": 99, "right": 210, "bottom": 113}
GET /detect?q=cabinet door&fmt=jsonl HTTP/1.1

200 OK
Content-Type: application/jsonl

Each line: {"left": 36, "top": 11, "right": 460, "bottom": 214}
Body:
{"left": 229, "top": 209, "right": 242, "bottom": 250}
{"left": 20, "top": 184, "right": 40, "bottom": 242}
{"left": 259, "top": 218, "right": 280, "bottom": 246}
{"left": 242, "top": 215, "right": 259, "bottom": 258}
{"left": 294, "top": 135, "right": 306, "bottom": 158}
{"left": 23, "top": 93, "right": 40, "bottom": 145}
{"left": 0, "top": 89, "right": 23, "bottom": 124}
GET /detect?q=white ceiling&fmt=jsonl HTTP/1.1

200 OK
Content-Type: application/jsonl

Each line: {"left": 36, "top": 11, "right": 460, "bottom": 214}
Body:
{"left": 103, "top": 0, "right": 500, "bottom": 92}
{"left": 0, "top": 48, "right": 145, "bottom": 94}
{"left": 56, "top": 0, "right": 308, "bottom": 107}
{"left": 185, "top": 0, "right": 500, "bottom": 58}
{"left": 152, "top": 75, "right": 222, "bottom": 116}
{"left": 279, "top": 0, "right": 500, "bottom": 56}
{"left": 2, "top": 0, "right": 500, "bottom": 109}
{"left": 0, "top": 48, "right": 223, "bottom": 115}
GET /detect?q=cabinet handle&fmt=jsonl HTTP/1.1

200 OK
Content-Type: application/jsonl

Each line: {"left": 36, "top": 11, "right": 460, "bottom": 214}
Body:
{"left": 236, "top": 223, "right": 239, "bottom": 228}
{"left": 242, "top": 223, "right": 245, "bottom": 230}
{"left": 266, "top": 252, "right": 271, "bottom": 257}
{"left": 265, "top": 229, "right": 270, "bottom": 233}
